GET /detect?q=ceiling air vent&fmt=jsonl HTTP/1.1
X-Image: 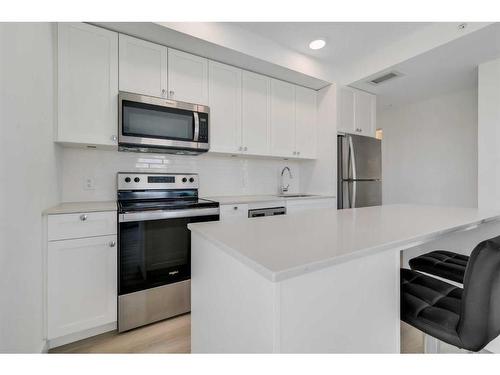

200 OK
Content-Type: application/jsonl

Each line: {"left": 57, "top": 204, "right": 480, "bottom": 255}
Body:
{"left": 368, "top": 71, "right": 403, "bottom": 85}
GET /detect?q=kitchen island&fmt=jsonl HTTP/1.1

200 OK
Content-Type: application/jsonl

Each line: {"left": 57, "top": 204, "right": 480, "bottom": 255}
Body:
{"left": 188, "top": 204, "right": 500, "bottom": 353}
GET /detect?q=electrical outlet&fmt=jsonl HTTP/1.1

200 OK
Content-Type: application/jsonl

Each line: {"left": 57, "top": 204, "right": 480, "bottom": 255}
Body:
{"left": 84, "top": 177, "right": 95, "bottom": 190}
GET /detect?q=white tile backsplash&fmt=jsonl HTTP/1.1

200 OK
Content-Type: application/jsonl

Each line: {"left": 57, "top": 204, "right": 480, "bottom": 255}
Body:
{"left": 61, "top": 148, "right": 301, "bottom": 202}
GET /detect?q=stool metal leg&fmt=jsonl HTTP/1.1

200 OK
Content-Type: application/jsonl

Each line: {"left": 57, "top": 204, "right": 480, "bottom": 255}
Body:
{"left": 424, "top": 334, "right": 440, "bottom": 353}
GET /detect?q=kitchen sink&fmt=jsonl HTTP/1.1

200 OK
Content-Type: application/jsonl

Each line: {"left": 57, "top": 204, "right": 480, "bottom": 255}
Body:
{"left": 275, "top": 194, "right": 317, "bottom": 198}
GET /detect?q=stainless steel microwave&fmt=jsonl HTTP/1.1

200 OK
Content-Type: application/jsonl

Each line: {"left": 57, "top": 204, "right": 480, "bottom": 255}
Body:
{"left": 118, "top": 92, "right": 209, "bottom": 155}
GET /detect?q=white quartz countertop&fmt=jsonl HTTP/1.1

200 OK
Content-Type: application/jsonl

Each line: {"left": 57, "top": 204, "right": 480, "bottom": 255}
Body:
{"left": 43, "top": 201, "right": 117, "bottom": 215}
{"left": 202, "top": 194, "right": 335, "bottom": 205}
{"left": 188, "top": 204, "right": 500, "bottom": 282}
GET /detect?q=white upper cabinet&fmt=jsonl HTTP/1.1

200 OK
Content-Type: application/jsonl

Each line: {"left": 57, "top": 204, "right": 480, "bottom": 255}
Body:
{"left": 119, "top": 34, "right": 167, "bottom": 98}
{"left": 56, "top": 23, "right": 318, "bottom": 158}
{"left": 241, "top": 71, "right": 271, "bottom": 156}
{"left": 57, "top": 23, "right": 118, "bottom": 148}
{"left": 338, "top": 86, "right": 376, "bottom": 137}
{"left": 295, "top": 86, "right": 317, "bottom": 159}
{"left": 354, "top": 90, "right": 376, "bottom": 137}
{"left": 167, "top": 48, "right": 208, "bottom": 105}
{"left": 208, "top": 61, "right": 242, "bottom": 154}
{"left": 338, "top": 87, "right": 355, "bottom": 134}
{"left": 270, "top": 79, "right": 296, "bottom": 158}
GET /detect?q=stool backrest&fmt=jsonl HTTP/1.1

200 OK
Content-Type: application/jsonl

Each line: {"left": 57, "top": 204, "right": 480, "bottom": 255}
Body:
{"left": 458, "top": 235, "right": 500, "bottom": 351}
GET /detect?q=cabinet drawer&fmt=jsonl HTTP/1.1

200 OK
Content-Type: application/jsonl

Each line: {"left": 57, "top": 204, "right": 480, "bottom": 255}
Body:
{"left": 48, "top": 211, "right": 117, "bottom": 241}
{"left": 220, "top": 204, "right": 249, "bottom": 220}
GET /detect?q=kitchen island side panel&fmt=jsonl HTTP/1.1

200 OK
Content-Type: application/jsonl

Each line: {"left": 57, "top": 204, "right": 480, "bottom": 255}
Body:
{"left": 190, "top": 233, "right": 278, "bottom": 353}
{"left": 279, "top": 249, "right": 400, "bottom": 353}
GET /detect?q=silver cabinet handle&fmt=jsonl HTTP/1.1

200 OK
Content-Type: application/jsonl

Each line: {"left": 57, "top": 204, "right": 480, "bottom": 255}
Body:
{"left": 239, "top": 146, "right": 243, "bottom": 151}
{"left": 297, "top": 151, "right": 301, "bottom": 155}
{"left": 109, "top": 240, "right": 116, "bottom": 248}
{"left": 169, "top": 90, "right": 175, "bottom": 97}
{"left": 80, "top": 214, "right": 88, "bottom": 221}
{"left": 233, "top": 206, "right": 238, "bottom": 210}
{"left": 161, "top": 89, "right": 167, "bottom": 97}
{"left": 244, "top": 146, "right": 248, "bottom": 151}
{"left": 111, "top": 135, "right": 117, "bottom": 142}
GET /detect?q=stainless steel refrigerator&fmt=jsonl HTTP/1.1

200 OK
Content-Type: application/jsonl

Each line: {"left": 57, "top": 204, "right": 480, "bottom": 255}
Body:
{"left": 337, "top": 134, "right": 382, "bottom": 209}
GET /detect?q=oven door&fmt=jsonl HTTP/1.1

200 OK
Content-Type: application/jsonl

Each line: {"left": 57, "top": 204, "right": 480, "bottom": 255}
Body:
{"left": 118, "top": 92, "right": 208, "bottom": 151}
{"left": 118, "top": 209, "right": 219, "bottom": 296}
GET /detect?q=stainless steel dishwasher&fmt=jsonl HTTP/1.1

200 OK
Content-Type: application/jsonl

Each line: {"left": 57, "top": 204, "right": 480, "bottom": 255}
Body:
{"left": 248, "top": 206, "right": 286, "bottom": 218}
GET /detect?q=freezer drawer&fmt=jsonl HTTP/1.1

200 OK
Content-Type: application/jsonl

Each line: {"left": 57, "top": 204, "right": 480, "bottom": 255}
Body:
{"left": 341, "top": 180, "right": 381, "bottom": 208}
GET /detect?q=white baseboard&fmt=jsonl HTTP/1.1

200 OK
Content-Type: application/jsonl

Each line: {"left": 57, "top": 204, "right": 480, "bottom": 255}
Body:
{"left": 48, "top": 322, "right": 117, "bottom": 350}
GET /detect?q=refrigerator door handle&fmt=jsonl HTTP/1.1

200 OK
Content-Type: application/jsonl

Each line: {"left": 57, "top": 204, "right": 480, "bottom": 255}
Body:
{"left": 348, "top": 135, "right": 357, "bottom": 181}
{"left": 347, "top": 135, "right": 357, "bottom": 208}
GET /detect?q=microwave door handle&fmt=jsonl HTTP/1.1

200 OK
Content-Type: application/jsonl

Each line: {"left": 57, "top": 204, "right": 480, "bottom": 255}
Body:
{"left": 193, "top": 112, "right": 200, "bottom": 142}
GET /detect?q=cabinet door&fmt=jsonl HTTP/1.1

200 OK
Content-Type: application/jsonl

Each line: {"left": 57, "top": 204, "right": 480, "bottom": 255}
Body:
{"left": 355, "top": 91, "right": 376, "bottom": 137}
{"left": 208, "top": 61, "right": 242, "bottom": 154}
{"left": 57, "top": 23, "right": 118, "bottom": 147}
{"left": 286, "top": 198, "right": 336, "bottom": 215}
{"left": 220, "top": 204, "right": 249, "bottom": 221}
{"left": 167, "top": 48, "right": 208, "bottom": 105}
{"left": 295, "top": 86, "right": 317, "bottom": 159}
{"left": 48, "top": 235, "right": 117, "bottom": 339}
{"left": 338, "top": 87, "right": 355, "bottom": 134}
{"left": 270, "top": 79, "right": 296, "bottom": 157}
{"left": 241, "top": 71, "right": 270, "bottom": 155}
{"left": 119, "top": 34, "right": 167, "bottom": 98}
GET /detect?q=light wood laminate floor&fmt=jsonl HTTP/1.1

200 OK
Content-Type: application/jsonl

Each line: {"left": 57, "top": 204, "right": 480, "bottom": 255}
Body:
{"left": 50, "top": 313, "right": 190, "bottom": 353}
{"left": 50, "top": 314, "right": 440, "bottom": 354}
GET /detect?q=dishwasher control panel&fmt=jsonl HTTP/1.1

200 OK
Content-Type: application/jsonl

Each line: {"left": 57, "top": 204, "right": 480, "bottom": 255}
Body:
{"left": 248, "top": 206, "right": 286, "bottom": 218}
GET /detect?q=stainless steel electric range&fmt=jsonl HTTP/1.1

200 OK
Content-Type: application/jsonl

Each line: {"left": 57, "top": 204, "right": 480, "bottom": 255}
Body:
{"left": 117, "top": 172, "right": 219, "bottom": 332}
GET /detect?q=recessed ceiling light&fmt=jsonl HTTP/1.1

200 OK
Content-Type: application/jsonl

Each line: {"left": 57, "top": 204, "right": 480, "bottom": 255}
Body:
{"left": 309, "top": 39, "right": 326, "bottom": 50}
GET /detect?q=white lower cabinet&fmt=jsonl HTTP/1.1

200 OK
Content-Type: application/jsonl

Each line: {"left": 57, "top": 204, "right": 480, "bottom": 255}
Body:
{"left": 220, "top": 204, "right": 249, "bottom": 221}
{"left": 285, "top": 198, "right": 336, "bottom": 214}
{"left": 219, "top": 198, "right": 335, "bottom": 221}
{"left": 47, "top": 212, "right": 117, "bottom": 345}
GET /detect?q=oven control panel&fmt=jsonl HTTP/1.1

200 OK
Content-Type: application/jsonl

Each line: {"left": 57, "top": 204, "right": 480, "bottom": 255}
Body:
{"left": 118, "top": 173, "right": 198, "bottom": 190}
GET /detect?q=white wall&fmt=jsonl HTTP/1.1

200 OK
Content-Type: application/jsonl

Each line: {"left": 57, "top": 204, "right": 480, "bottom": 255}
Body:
{"left": 0, "top": 23, "right": 60, "bottom": 352}
{"left": 478, "top": 57, "right": 500, "bottom": 210}
{"left": 60, "top": 149, "right": 301, "bottom": 202}
{"left": 378, "top": 88, "right": 477, "bottom": 207}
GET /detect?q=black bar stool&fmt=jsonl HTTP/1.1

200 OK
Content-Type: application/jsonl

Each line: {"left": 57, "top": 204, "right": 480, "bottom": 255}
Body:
{"left": 409, "top": 250, "right": 469, "bottom": 284}
{"left": 401, "top": 236, "right": 500, "bottom": 352}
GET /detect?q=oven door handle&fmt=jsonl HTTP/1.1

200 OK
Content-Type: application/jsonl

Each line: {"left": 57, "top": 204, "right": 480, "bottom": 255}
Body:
{"left": 119, "top": 207, "right": 219, "bottom": 223}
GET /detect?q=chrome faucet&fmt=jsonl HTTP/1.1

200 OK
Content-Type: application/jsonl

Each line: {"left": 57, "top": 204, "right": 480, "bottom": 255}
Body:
{"left": 280, "top": 166, "right": 293, "bottom": 194}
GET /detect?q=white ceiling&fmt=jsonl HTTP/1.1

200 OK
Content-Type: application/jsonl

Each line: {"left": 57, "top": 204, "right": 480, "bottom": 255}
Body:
{"left": 235, "top": 22, "right": 433, "bottom": 71}
{"left": 351, "top": 22, "right": 500, "bottom": 108}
